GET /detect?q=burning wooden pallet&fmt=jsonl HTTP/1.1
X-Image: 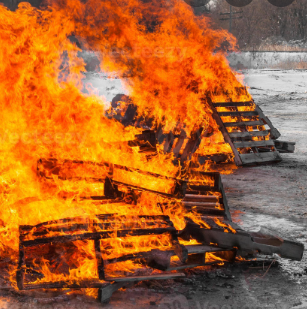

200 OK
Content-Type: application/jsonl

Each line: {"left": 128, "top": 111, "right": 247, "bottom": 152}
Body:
{"left": 29, "top": 157, "right": 304, "bottom": 304}
{"left": 16, "top": 213, "right": 237, "bottom": 299}
{"left": 37, "top": 159, "right": 231, "bottom": 220}
{"left": 208, "top": 98, "right": 283, "bottom": 165}
{"left": 126, "top": 100, "right": 295, "bottom": 166}
{"left": 16, "top": 211, "right": 304, "bottom": 302}
{"left": 37, "top": 158, "right": 187, "bottom": 199}
{"left": 16, "top": 214, "right": 188, "bottom": 290}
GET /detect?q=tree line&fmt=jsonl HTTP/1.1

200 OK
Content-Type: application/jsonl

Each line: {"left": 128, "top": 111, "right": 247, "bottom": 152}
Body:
{"left": 207, "top": 0, "right": 307, "bottom": 50}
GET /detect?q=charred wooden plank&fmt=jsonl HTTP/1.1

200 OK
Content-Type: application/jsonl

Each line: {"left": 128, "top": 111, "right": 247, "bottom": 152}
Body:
{"left": 129, "top": 130, "right": 157, "bottom": 148}
{"left": 234, "top": 140, "right": 275, "bottom": 148}
{"left": 196, "top": 153, "right": 229, "bottom": 164}
{"left": 224, "top": 120, "right": 264, "bottom": 127}
{"left": 183, "top": 194, "right": 219, "bottom": 202}
{"left": 274, "top": 140, "right": 295, "bottom": 153}
{"left": 255, "top": 106, "right": 281, "bottom": 140}
{"left": 21, "top": 227, "right": 177, "bottom": 247}
{"left": 182, "top": 201, "right": 221, "bottom": 208}
{"left": 205, "top": 97, "right": 243, "bottom": 166}
{"left": 239, "top": 151, "right": 282, "bottom": 165}
{"left": 21, "top": 280, "right": 110, "bottom": 290}
{"left": 218, "top": 111, "right": 258, "bottom": 117}
{"left": 105, "top": 273, "right": 186, "bottom": 282}
{"left": 95, "top": 238, "right": 105, "bottom": 280}
{"left": 213, "top": 101, "right": 254, "bottom": 107}
{"left": 180, "top": 127, "right": 204, "bottom": 163}
{"left": 20, "top": 214, "right": 172, "bottom": 239}
{"left": 229, "top": 130, "right": 269, "bottom": 139}
{"left": 182, "top": 219, "right": 304, "bottom": 261}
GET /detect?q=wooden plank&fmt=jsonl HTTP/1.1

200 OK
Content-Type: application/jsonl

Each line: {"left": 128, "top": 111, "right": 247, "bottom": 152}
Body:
{"left": 182, "top": 201, "right": 221, "bottom": 208}
{"left": 224, "top": 120, "right": 264, "bottom": 127}
{"left": 213, "top": 102, "right": 254, "bottom": 107}
{"left": 21, "top": 227, "right": 176, "bottom": 247}
{"left": 239, "top": 151, "right": 282, "bottom": 165}
{"left": 182, "top": 206, "right": 225, "bottom": 216}
{"left": 274, "top": 140, "right": 295, "bottom": 153}
{"left": 105, "top": 273, "right": 186, "bottom": 282}
{"left": 229, "top": 130, "right": 269, "bottom": 139}
{"left": 216, "top": 174, "right": 232, "bottom": 221}
{"left": 183, "top": 194, "right": 219, "bottom": 202}
{"left": 186, "top": 245, "right": 227, "bottom": 254}
{"left": 218, "top": 111, "right": 258, "bottom": 117}
{"left": 180, "top": 127, "right": 203, "bottom": 163}
{"left": 255, "top": 106, "right": 281, "bottom": 139}
{"left": 233, "top": 140, "right": 275, "bottom": 148}
{"left": 206, "top": 98, "right": 243, "bottom": 166}
{"left": 22, "top": 280, "right": 110, "bottom": 290}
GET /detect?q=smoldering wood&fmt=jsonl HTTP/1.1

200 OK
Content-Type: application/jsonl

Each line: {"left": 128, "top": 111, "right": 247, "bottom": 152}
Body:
{"left": 104, "top": 272, "right": 186, "bottom": 282}
{"left": 182, "top": 218, "right": 304, "bottom": 261}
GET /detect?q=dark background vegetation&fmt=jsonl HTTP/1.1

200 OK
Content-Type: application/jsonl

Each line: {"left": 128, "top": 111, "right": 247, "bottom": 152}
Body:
{"left": 198, "top": 0, "right": 307, "bottom": 50}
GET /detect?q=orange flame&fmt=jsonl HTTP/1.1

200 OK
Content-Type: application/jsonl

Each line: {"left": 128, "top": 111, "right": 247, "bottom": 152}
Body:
{"left": 0, "top": 0, "right": 252, "bottom": 290}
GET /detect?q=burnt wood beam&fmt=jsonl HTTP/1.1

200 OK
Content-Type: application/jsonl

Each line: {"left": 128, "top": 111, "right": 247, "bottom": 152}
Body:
{"left": 21, "top": 280, "right": 110, "bottom": 290}
{"left": 182, "top": 219, "right": 304, "bottom": 261}
{"left": 104, "top": 273, "right": 186, "bottom": 282}
{"left": 21, "top": 227, "right": 177, "bottom": 247}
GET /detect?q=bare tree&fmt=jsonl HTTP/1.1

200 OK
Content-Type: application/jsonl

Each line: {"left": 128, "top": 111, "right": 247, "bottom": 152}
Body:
{"left": 210, "top": 0, "right": 307, "bottom": 50}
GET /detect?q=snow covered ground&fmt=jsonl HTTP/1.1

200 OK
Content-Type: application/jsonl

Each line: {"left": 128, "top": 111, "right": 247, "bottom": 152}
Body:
{"left": 243, "top": 69, "right": 307, "bottom": 99}
{"left": 228, "top": 52, "right": 307, "bottom": 70}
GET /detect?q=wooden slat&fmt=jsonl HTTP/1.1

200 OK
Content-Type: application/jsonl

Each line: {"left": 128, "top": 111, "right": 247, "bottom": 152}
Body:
{"left": 274, "top": 140, "right": 295, "bottom": 153}
{"left": 255, "top": 106, "right": 281, "bottom": 140}
{"left": 224, "top": 120, "right": 264, "bottom": 127}
{"left": 233, "top": 140, "right": 275, "bottom": 148}
{"left": 213, "top": 101, "right": 254, "bottom": 107}
{"left": 229, "top": 130, "right": 269, "bottom": 138}
{"left": 22, "top": 280, "right": 110, "bottom": 290}
{"left": 218, "top": 111, "right": 258, "bottom": 117}
{"left": 183, "top": 195, "right": 219, "bottom": 202}
{"left": 106, "top": 273, "right": 186, "bottom": 282}
{"left": 206, "top": 98, "right": 243, "bottom": 166}
{"left": 186, "top": 245, "right": 227, "bottom": 254}
{"left": 182, "top": 201, "right": 221, "bottom": 208}
{"left": 239, "top": 151, "right": 282, "bottom": 164}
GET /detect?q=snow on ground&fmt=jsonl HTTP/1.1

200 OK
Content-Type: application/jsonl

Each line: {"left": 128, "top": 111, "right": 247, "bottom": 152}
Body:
{"left": 242, "top": 69, "right": 307, "bottom": 100}
{"left": 228, "top": 52, "right": 307, "bottom": 70}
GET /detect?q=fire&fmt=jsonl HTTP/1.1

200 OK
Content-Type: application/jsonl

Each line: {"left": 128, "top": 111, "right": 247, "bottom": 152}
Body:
{"left": 0, "top": 0, "right": 252, "bottom": 292}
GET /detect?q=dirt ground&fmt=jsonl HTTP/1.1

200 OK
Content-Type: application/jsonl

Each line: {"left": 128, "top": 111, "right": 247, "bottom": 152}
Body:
{"left": 0, "top": 70, "right": 306, "bottom": 309}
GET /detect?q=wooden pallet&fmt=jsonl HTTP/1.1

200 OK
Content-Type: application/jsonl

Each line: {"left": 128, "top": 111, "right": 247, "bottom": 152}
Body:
{"left": 16, "top": 214, "right": 186, "bottom": 290}
{"left": 208, "top": 99, "right": 283, "bottom": 166}
{"left": 183, "top": 172, "right": 231, "bottom": 221}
